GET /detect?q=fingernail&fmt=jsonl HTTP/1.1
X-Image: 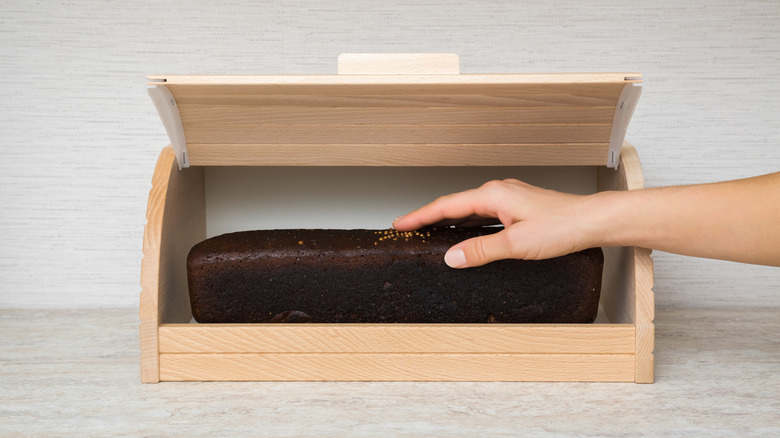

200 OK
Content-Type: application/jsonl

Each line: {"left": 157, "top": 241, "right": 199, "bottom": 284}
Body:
{"left": 392, "top": 215, "right": 405, "bottom": 226}
{"left": 445, "top": 248, "right": 467, "bottom": 268}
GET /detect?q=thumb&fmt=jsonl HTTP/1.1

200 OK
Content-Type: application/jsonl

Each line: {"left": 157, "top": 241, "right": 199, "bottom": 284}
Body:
{"left": 444, "top": 230, "right": 515, "bottom": 268}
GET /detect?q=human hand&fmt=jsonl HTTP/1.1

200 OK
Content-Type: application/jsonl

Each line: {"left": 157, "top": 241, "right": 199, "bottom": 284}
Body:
{"left": 392, "top": 179, "right": 603, "bottom": 268}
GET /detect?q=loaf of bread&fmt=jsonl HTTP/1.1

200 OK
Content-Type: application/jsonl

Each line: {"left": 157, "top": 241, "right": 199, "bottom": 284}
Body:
{"left": 186, "top": 228, "right": 603, "bottom": 324}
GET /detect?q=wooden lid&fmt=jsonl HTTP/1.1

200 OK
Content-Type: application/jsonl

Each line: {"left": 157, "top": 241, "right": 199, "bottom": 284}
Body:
{"left": 147, "top": 53, "right": 641, "bottom": 168}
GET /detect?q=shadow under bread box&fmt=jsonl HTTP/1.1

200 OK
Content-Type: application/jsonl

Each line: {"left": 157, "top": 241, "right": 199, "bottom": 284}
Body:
{"left": 140, "top": 53, "right": 654, "bottom": 383}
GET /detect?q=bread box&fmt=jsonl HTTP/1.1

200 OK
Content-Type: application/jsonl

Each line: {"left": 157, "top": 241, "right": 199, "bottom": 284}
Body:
{"left": 140, "top": 53, "right": 654, "bottom": 383}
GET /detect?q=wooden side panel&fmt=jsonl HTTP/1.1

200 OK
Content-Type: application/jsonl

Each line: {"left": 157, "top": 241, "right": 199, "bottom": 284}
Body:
{"left": 634, "top": 247, "right": 655, "bottom": 383}
{"left": 159, "top": 353, "right": 635, "bottom": 382}
{"left": 619, "top": 145, "right": 655, "bottom": 383}
{"left": 156, "top": 153, "right": 206, "bottom": 325}
{"left": 618, "top": 144, "right": 647, "bottom": 190}
{"left": 158, "top": 324, "right": 635, "bottom": 354}
{"left": 139, "top": 146, "right": 206, "bottom": 383}
{"left": 139, "top": 148, "right": 174, "bottom": 383}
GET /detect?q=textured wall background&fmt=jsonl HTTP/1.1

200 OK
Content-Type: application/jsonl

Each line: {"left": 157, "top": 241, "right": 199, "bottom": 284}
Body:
{"left": 1, "top": 0, "right": 778, "bottom": 309}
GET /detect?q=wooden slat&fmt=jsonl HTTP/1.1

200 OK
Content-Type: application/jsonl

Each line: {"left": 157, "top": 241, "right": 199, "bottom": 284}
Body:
{"left": 173, "top": 93, "right": 618, "bottom": 107}
{"left": 185, "top": 143, "right": 609, "bottom": 166}
{"left": 178, "top": 105, "right": 616, "bottom": 125}
{"left": 149, "top": 72, "right": 642, "bottom": 86}
{"left": 159, "top": 353, "right": 636, "bottom": 382}
{"left": 166, "top": 84, "right": 624, "bottom": 103}
{"left": 183, "top": 123, "right": 611, "bottom": 145}
{"left": 158, "top": 324, "right": 636, "bottom": 354}
{"left": 166, "top": 82, "right": 628, "bottom": 107}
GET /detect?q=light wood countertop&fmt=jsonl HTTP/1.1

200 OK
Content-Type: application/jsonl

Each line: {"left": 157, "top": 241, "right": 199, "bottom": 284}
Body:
{"left": 1, "top": 307, "right": 778, "bottom": 436}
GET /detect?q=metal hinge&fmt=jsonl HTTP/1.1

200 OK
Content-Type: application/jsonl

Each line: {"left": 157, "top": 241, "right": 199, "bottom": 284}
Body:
{"left": 607, "top": 83, "right": 642, "bottom": 169}
{"left": 147, "top": 83, "right": 189, "bottom": 169}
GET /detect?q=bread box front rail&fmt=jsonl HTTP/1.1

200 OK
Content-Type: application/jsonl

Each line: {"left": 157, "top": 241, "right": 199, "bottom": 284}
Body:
{"left": 140, "top": 54, "right": 654, "bottom": 383}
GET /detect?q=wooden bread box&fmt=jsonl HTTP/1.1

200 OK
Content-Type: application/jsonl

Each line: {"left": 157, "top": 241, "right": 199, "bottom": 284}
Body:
{"left": 140, "top": 53, "right": 654, "bottom": 383}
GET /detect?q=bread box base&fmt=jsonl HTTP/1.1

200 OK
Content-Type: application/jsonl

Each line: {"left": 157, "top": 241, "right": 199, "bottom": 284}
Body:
{"left": 140, "top": 144, "right": 653, "bottom": 383}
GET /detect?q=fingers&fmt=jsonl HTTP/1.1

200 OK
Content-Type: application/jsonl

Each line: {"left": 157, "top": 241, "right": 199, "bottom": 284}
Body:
{"left": 444, "top": 229, "right": 516, "bottom": 268}
{"left": 392, "top": 178, "right": 592, "bottom": 267}
{"left": 394, "top": 179, "right": 527, "bottom": 231}
{"left": 393, "top": 187, "right": 492, "bottom": 231}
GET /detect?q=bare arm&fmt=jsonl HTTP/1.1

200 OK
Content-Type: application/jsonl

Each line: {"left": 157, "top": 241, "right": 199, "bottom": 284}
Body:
{"left": 392, "top": 172, "right": 780, "bottom": 268}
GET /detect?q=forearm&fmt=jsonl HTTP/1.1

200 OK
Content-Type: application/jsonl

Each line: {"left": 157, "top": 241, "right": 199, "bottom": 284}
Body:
{"left": 591, "top": 173, "right": 780, "bottom": 266}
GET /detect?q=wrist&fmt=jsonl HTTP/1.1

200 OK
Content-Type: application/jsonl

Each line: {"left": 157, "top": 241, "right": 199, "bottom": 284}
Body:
{"left": 580, "top": 190, "right": 629, "bottom": 249}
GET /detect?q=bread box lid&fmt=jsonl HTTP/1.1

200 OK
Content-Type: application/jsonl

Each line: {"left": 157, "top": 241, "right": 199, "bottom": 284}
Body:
{"left": 147, "top": 53, "right": 641, "bottom": 169}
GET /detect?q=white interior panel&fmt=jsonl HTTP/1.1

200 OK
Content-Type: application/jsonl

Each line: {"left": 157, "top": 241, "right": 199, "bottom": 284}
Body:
{"left": 205, "top": 166, "right": 598, "bottom": 236}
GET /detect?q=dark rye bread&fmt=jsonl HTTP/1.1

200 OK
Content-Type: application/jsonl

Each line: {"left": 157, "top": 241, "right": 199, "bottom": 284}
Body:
{"left": 186, "top": 228, "right": 603, "bottom": 324}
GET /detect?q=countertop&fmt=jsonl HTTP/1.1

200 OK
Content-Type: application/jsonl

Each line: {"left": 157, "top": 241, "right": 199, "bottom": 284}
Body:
{"left": 1, "top": 308, "right": 778, "bottom": 437}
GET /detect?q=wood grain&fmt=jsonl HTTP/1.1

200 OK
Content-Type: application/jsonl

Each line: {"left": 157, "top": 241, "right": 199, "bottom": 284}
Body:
{"left": 153, "top": 68, "right": 636, "bottom": 167}
{"left": 158, "top": 70, "right": 625, "bottom": 165}
{"left": 139, "top": 148, "right": 174, "bottom": 383}
{"left": 154, "top": 150, "right": 205, "bottom": 325}
{"left": 149, "top": 73, "right": 642, "bottom": 86}
{"left": 139, "top": 146, "right": 206, "bottom": 383}
{"left": 158, "top": 324, "right": 635, "bottom": 354}
{"left": 171, "top": 92, "right": 619, "bottom": 107}
{"left": 181, "top": 123, "right": 611, "bottom": 145}
{"left": 634, "top": 246, "right": 656, "bottom": 383}
{"left": 186, "top": 143, "right": 609, "bottom": 166}
{"left": 159, "top": 353, "right": 636, "bottom": 382}
{"left": 177, "top": 105, "right": 616, "bottom": 125}
{"left": 156, "top": 69, "right": 635, "bottom": 166}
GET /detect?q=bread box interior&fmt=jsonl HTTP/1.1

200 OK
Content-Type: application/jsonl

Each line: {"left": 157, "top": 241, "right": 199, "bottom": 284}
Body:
{"left": 141, "top": 53, "right": 654, "bottom": 383}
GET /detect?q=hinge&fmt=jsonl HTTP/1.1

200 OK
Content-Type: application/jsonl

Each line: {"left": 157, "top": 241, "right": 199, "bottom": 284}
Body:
{"left": 607, "top": 83, "right": 642, "bottom": 169}
{"left": 147, "top": 84, "right": 189, "bottom": 169}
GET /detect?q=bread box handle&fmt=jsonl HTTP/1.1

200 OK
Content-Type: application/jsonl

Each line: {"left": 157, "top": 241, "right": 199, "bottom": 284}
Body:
{"left": 337, "top": 53, "right": 460, "bottom": 75}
